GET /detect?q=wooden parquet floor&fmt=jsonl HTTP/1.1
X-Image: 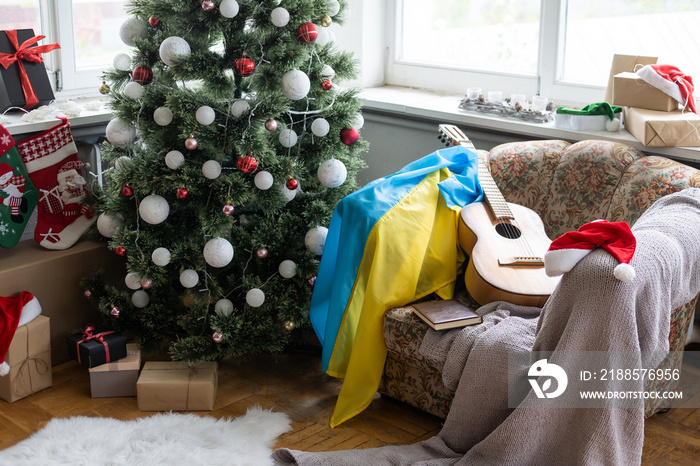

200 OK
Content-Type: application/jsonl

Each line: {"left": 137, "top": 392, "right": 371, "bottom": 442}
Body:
{"left": 1, "top": 347, "right": 699, "bottom": 464}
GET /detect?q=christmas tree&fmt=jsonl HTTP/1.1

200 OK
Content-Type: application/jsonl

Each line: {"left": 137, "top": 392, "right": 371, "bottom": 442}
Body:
{"left": 83, "top": 0, "right": 367, "bottom": 364}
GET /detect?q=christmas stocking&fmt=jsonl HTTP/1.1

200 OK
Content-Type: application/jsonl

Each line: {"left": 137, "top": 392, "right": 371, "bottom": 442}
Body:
{"left": 1, "top": 291, "right": 42, "bottom": 376}
{"left": 16, "top": 117, "right": 95, "bottom": 250}
{"left": 0, "top": 125, "right": 39, "bottom": 248}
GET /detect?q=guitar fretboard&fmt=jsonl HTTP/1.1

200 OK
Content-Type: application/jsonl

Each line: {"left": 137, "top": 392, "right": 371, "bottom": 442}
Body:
{"left": 477, "top": 158, "right": 514, "bottom": 221}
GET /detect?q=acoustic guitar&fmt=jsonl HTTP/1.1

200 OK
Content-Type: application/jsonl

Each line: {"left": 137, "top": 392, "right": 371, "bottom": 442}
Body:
{"left": 438, "top": 124, "right": 560, "bottom": 307}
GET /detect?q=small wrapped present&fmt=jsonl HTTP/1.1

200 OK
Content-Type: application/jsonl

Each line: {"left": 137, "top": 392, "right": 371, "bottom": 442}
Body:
{"left": 66, "top": 325, "right": 127, "bottom": 368}
{"left": 612, "top": 72, "right": 678, "bottom": 112}
{"left": 0, "top": 315, "right": 52, "bottom": 402}
{"left": 0, "top": 29, "right": 60, "bottom": 113}
{"left": 136, "top": 361, "right": 218, "bottom": 411}
{"left": 624, "top": 107, "right": 700, "bottom": 147}
{"left": 89, "top": 343, "right": 141, "bottom": 398}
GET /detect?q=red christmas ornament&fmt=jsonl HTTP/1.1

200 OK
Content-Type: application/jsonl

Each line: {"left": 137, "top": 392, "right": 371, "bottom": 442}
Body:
{"left": 111, "top": 307, "right": 121, "bottom": 318}
{"left": 115, "top": 246, "right": 126, "bottom": 256}
{"left": 297, "top": 22, "right": 318, "bottom": 44}
{"left": 176, "top": 187, "right": 189, "bottom": 199}
{"left": 201, "top": 0, "right": 215, "bottom": 11}
{"left": 285, "top": 178, "right": 299, "bottom": 190}
{"left": 322, "top": 79, "right": 333, "bottom": 90}
{"left": 265, "top": 118, "right": 278, "bottom": 131}
{"left": 340, "top": 127, "right": 359, "bottom": 145}
{"left": 83, "top": 289, "right": 92, "bottom": 298}
{"left": 222, "top": 203, "right": 234, "bottom": 216}
{"left": 148, "top": 16, "right": 161, "bottom": 27}
{"left": 132, "top": 65, "right": 153, "bottom": 85}
{"left": 236, "top": 153, "right": 258, "bottom": 174}
{"left": 234, "top": 57, "right": 256, "bottom": 77}
{"left": 185, "top": 136, "right": 198, "bottom": 150}
{"left": 121, "top": 185, "right": 133, "bottom": 197}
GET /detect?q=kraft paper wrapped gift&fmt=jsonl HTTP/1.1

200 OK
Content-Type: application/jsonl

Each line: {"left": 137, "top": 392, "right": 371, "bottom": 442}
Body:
{"left": 0, "top": 315, "right": 52, "bottom": 403}
{"left": 604, "top": 54, "right": 657, "bottom": 104}
{"left": 136, "top": 361, "right": 218, "bottom": 411}
{"left": 613, "top": 72, "right": 678, "bottom": 112}
{"left": 89, "top": 343, "right": 141, "bottom": 398}
{"left": 624, "top": 107, "right": 700, "bottom": 147}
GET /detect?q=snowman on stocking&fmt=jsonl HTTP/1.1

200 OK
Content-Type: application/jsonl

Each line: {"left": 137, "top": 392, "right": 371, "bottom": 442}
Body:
{"left": 16, "top": 117, "right": 95, "bottom": 249}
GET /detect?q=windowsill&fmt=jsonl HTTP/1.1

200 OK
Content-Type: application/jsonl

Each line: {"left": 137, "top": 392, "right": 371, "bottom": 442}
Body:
{"left": 359, "top": 86, "right": 700, "bottom": 164}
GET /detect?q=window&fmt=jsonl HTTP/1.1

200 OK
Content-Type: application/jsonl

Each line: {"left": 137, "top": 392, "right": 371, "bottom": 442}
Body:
{"left": 388, "top": 0, "right": 700, "bottom": 107}
{"left": 1, "top": 0, "right": 130, "bottom": 97}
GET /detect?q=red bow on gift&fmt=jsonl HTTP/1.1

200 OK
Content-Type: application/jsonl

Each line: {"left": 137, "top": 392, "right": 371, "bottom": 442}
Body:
{"left": 0, "top": 30, "right": 60, "bottom": 110}
{"left": 76, "top": 324, "right": 115, "bottom": 365}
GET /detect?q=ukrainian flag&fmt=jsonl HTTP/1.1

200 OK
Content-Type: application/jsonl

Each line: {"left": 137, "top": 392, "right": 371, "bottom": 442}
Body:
{"left": 310, "top": 145, "right": 483, "bottom": 427}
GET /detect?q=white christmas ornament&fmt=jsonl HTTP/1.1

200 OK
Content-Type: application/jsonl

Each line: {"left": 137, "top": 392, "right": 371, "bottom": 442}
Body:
{"left": 180, "top": 269, "right": 199, "bottom": 288}
{"left": 152, "top": 247, "right": 172, "bottom": 266}
{"left": 202, "top": 160, "right": 222, "bottom": 179}
{"left": 278, "top": 260, "right": 297, "bottom": 278}
{"left": 279, "top": 128, "right": 298, "bottom": 148}
{"left": 246, "top": 288, "right": 265, "bottom": 307}
{"left": 215, "top": 298, "right": 234, "bottom": 317}
{"left": 196, "top": 105, "right": 216, "bottom": 125}
{"left": 311, "top": 118, "right": 330, "bottom": 137}
{"left": 327, "top": 0, "right": 341, "bottom": 16}
{"left": 321, "top": 65, "right": 335, "bottom": 79}
{"left": 119, "top": 18, "right": 148, "bottom": 47}
{"left": 281, "top": 70, "right": 310, "bottom": 101}
{"left": 96, "top": 213, "right": 124, "bottom": 238}
{"left": 305, "top": 226, "right": 328, "bottom": 255}
{"left": 114, "top": 156, "right": 133, "bottom": 171}
{"left": 351, "top": 114, "right": 365, "bottom": 129}
{"left": 230, "top": 99, "right": 250, "bottom": 118}
{"left": 139, "top": 194, "right": 170, "bottom": 225}
{"left": 125, "top": 272, "right": 142, "bottom": 290}
{"left": 220, "top": 0, "right": 239, "bottom": 18}
{"left": 318, "top": 158, "right": 347, "bottom": 188}
{"left": 165, "top": 150, "right": 185, "bottom": 169}
{"left": 106, "top": 118, "right": 136, "bottom": 147}
{"left": 315, "top": 27, "right": 330, "bottom": 47}
{"left": 271, "top": 7, "right": 290, "bottom": 27}
{"left": 113, "top": 53, "right": 132, "bottom": 71}
{"left": 123, "top": 81, "right": 145, "bottom": 100}
{"left": 280, "top": 184, "right": 297, "bottom": 202}
{"left": 153, "top": 107, "right": 173, "bottom": 126}
{"left": 254, "top": 171, "right": 274, "bottom": 190}
{"left": 203, "top": 237, "right": 234, "bottom": 268}
{"left": 132, "top": 290, "right": 150, "bottom": 308}
{"left": 159, "top": 36, "right": 191, "bottom": 67}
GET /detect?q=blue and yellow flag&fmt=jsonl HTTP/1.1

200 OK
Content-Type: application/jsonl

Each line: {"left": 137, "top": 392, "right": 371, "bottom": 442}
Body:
{"left": 310, "top": 145, "right": 483, "bottom": 427}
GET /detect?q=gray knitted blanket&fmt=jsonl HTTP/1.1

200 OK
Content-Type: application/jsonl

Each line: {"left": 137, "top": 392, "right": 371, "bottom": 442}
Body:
{"left": 272, "top": 188, "right": 700, "bottom": 466}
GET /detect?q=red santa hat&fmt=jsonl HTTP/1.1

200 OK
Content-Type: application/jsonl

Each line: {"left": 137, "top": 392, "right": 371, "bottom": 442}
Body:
{"left": 544, "top": 220, "right": 636, "bottom": 281}
{"left": 636, "top": 64, "right": 697, "bottom": 114}
{"left": 57, "top": 160, "right": 88, "bottom": 183}
{"left": 1, "top": 292, "right": 42, "bottom": 376}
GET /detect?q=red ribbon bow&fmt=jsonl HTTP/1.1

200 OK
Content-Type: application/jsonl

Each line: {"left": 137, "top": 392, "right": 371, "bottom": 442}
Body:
{"left": 0, "top": 30, "right": 60, "bottom": 110}
{"left": 76, "top": 324, "right": 115, "bottom": 365}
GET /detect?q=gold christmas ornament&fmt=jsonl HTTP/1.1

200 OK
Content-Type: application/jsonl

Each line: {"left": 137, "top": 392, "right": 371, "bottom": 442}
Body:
{"left": 321, "top": 15, "right": 332, "bottom": 27}
{"left": 284, "top": 320, "right": 296, "bottom": 331}
{"left": 99, "top": 81, "right": 110, "bottom": 94}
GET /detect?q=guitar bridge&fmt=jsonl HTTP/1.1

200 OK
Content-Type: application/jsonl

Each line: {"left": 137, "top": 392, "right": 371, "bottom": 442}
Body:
{"left": 498, "top": 256, "right": 545, "bottom": 267}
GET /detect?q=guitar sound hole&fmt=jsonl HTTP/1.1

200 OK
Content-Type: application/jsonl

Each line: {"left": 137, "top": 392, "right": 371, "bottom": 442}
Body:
{"left": 495, "top": 222, "right": 522, "bottom": 239}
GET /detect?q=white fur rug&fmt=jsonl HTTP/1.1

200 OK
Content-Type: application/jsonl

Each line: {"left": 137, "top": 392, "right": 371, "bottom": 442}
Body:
{"left": 0, "top": 407, "right": 291, "bottom": 466}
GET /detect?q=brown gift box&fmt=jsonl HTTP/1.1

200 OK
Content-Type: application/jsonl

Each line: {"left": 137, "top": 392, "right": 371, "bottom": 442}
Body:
{"left": 136, "top": 361, "right": 218, "bottom": 411}
{"left": 89, "top": 343, "right": 141, "bottom": 398}
{"left": 0, "top": 315, "right": 52, "bottom": 403}
{"left": 624, "top": 107, "right": 700, "bottom": 147}
{"left": 613, "top": 72, "right": 678, "bottom": 112}
{"left": 604, "top": 54, "right": 657, "bottom": 104}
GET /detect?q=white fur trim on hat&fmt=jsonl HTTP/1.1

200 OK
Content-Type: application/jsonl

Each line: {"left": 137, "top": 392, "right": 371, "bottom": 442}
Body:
{"left": 544, "top": 248, "right": 593, "bottom": 277}
{"left": 0, "top": 361, "right": 9, "bottom": 376}
{"left": 636, "top": 65, "right": 684, "bottom": 106}
{"left": 57, "top": 168, "right": 78, "bottom": 182}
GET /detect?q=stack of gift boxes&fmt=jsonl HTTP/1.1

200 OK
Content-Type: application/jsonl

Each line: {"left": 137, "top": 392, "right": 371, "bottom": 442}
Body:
{"left": 610, "top": 56, "right": 700, "bottom": 147}
{"left": 66, "top": 327, "right": 218, "bottom": 410}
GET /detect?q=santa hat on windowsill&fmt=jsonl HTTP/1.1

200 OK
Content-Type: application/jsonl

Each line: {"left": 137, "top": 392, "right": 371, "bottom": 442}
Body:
{"left": 544, "top": 220, "right": 637, "bottom": 281}
{"left": 636, "top": 64, "right": 697, "bottom": 114}
{"left": 1, "top": 292, "right": 42, "bottom": 376}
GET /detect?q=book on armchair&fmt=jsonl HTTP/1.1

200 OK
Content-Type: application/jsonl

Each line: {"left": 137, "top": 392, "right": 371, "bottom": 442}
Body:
{"left": 412, "top": 299, "right": 482, "bottom": 331}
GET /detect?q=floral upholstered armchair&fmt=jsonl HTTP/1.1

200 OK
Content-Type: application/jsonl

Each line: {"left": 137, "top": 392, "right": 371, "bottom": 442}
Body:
{"left": 379, "top": 139, "right": 700, "bottom": 419}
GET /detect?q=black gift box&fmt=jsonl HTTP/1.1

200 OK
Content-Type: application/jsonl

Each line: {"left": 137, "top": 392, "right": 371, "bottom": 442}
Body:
{"left": 0, "top": 29, "right": 57, "bottom": 113}
{"left": 66, "top": 330, "right": 128, "bottom": 368}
